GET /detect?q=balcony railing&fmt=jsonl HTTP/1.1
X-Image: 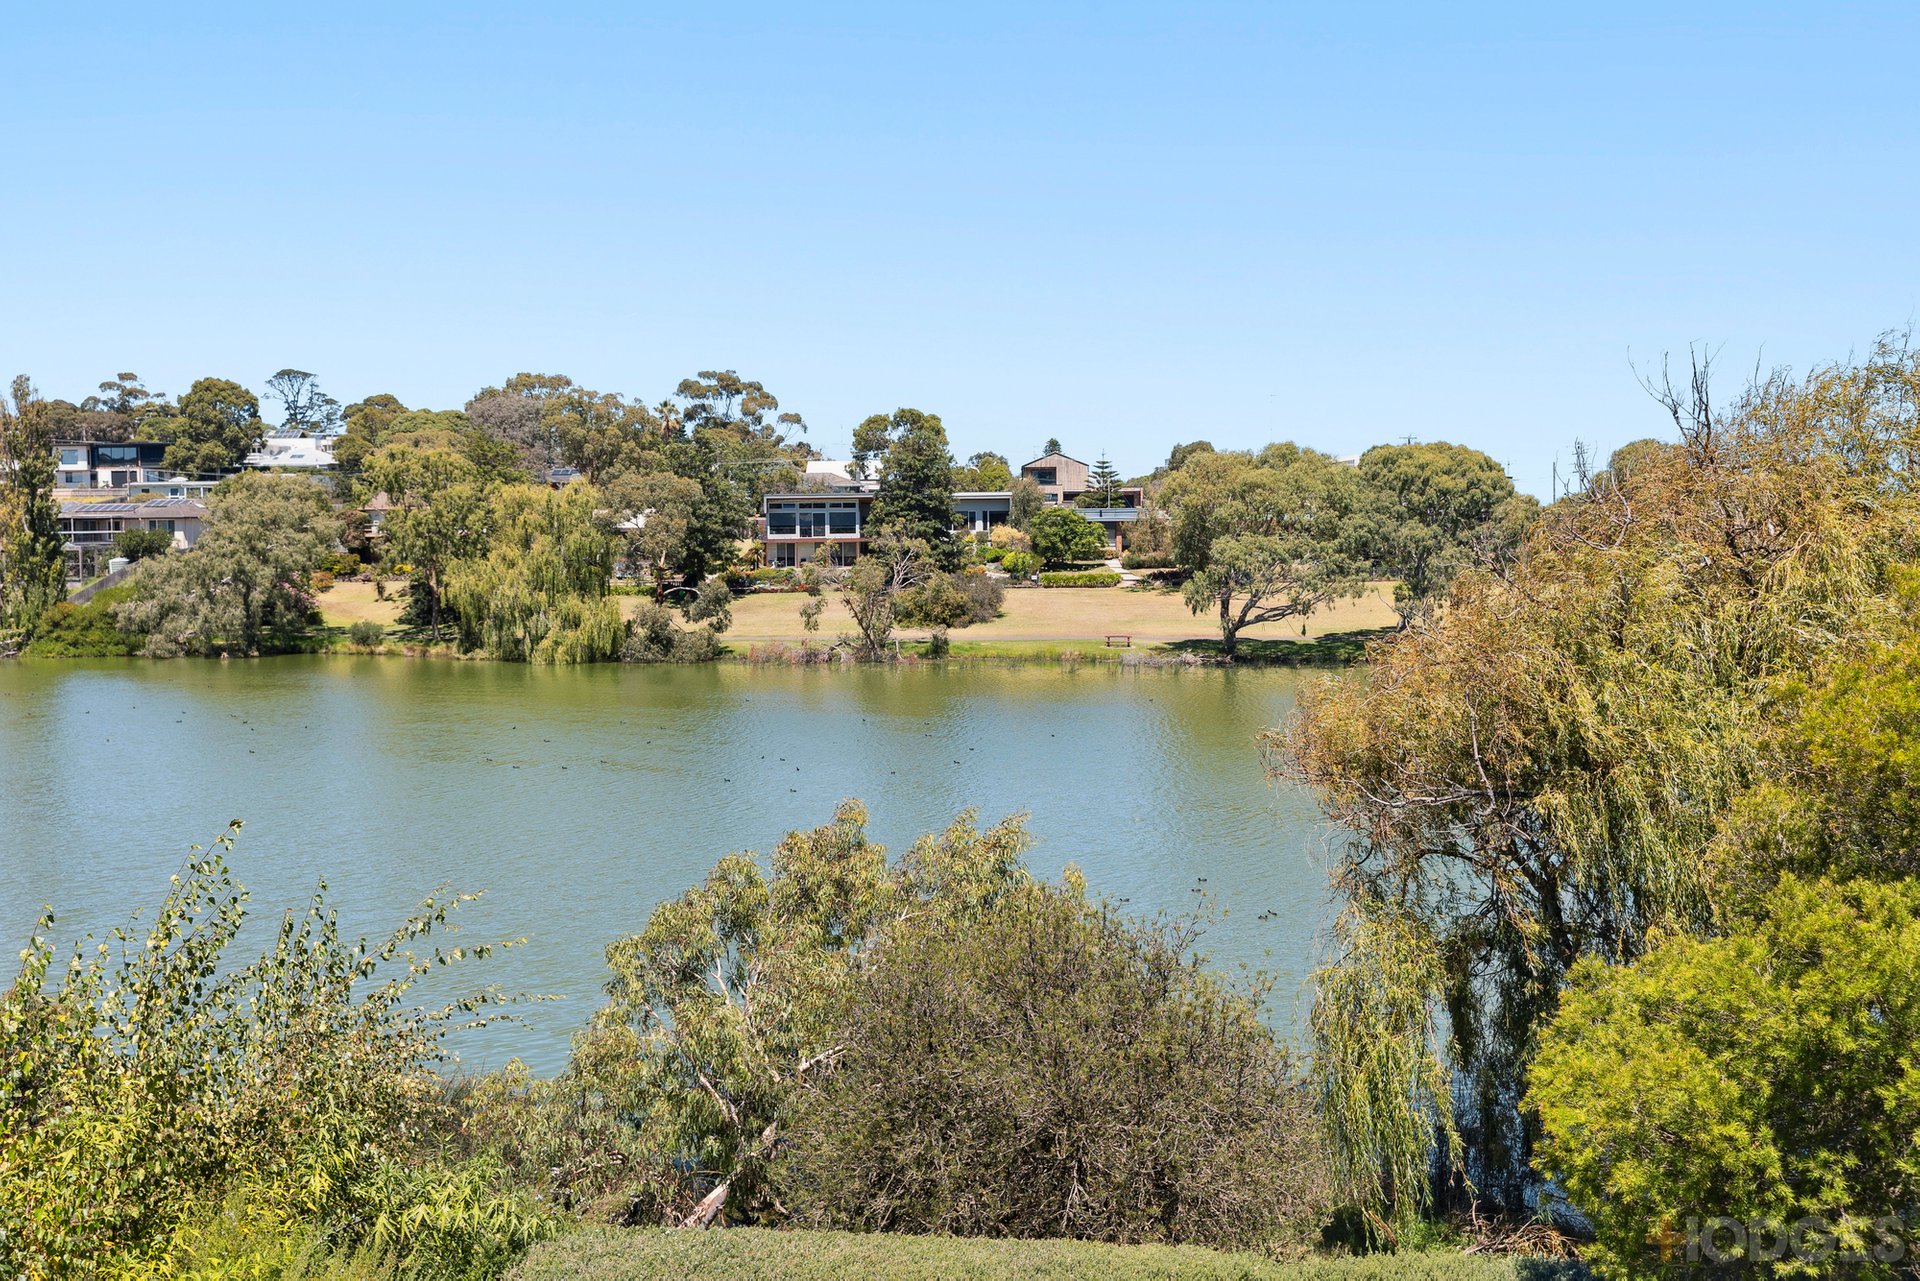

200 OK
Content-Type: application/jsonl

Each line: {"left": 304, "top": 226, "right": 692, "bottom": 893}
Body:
{"left": 1075, "top": 507, "right": 1140, "bottom": 522}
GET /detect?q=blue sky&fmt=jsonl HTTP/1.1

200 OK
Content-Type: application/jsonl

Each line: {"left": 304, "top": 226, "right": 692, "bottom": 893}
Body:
{"left": 4, "top": 2, "right": 1916, "bottom": 497}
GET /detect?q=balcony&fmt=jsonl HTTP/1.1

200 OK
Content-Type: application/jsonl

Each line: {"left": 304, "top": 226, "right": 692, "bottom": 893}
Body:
{"left": 1075, "top": 507, "right": 1140, "bottom": 522}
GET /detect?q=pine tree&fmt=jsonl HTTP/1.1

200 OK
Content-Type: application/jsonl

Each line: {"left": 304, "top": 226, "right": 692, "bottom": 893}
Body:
{"left": 1088, "top": 455, "right": 1123, "bottom": 507}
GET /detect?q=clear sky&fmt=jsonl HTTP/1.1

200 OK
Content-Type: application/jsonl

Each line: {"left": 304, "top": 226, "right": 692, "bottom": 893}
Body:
{"left": 5, "top": 2, "right": 1917, "bottom": 497}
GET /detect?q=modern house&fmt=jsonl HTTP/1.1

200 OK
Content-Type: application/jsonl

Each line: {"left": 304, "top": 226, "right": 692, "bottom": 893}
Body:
{"left": 759, "top": 452, "right": 1147, "bottom": 565}
{"left": 243, "top": 433, "right": 336, "bottom": 470}
{"left": 1018, "top": 452, "right": 1144, "bottom": 549}
{"left": 58, "top": 496, "right": 208, "bottom": 579}
{"left": 54, "top": 440, "right": 172, "bottom": 491}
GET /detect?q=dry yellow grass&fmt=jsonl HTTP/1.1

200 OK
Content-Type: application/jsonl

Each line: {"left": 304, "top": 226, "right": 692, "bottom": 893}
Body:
{"left": 699, "top": 582, "right": 1399, "bottom": 645}
{"left": 316, "top": 579, "right": 406, "bottom": 629}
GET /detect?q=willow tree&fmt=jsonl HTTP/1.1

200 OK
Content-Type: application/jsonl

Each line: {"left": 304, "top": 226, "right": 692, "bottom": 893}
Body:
{"left": 1277, "top": 340, "right": 1920, "bottom": 1224}
{"left": 442, "top": 482, "right": 624, "bottom": 662}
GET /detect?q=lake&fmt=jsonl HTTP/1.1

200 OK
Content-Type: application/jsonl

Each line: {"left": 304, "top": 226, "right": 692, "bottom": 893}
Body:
{"left": 0, "top": 657, "right": 1345, "bottom": 1073}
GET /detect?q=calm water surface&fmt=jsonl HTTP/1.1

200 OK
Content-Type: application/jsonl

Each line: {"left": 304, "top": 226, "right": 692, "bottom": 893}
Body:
{"left": 0, "top": 658, "right": 1346, "bottom": 1072}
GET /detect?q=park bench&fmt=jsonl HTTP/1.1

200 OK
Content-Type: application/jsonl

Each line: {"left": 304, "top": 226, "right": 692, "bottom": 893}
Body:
{"left": 1104, "top": 634, "right": 1132, "bottom": 648}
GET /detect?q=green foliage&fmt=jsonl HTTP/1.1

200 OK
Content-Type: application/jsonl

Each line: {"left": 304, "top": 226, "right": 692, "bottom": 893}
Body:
{"left": 1, "top": 376, "right": 67, "bottom": 636}
{"left": 587, "top": 802, "right": 1031, "bottom": 1227}
{"left": 1008, "top": 476, "right": 1045, "bottom": 530}
{"left": 372, "top": 443, "right": 492, "bottom": 640}
{"left": 1087, "top": 453, "right": 1125, "bottom": 506}
{"left": 1530, "top": 876, "right": 1920, "bottom": 1279}
{"left": 623, "top": 601, "right": 724, "bottom": 663}
{"left": 1716, "top": 574, "right": 1920, "bottom": 893}
{"left": 115, "top": 525, "right": 177, "bottom": 562}
{"left": 1121, "top": 549, "right": 1175, "bottom": 570}
{"left": 116, "top": 473, "right": 339, "bottom": 656}
{"left": 894, "top": 570, "right": 1003, "bottom": 629}
{"left": 1279, "top": 341, "right": 1920, "bottom": 1216}
{"left": 1025, "top": 506, "right": 1105, "bottom": 565}
{"left": 955, "top": 450, "right": 1014, "bottom": 491}
{"left": 1037, "top": 569, "right": 1121, "bottom": 587}
{"left": 1353, "top": 443, "right": 1534, "bottom": 624}
{"left": 1183, "top": 528, "right": 1365, "bottom": 659}
{"left": 1002, "top": 550, "right": 1041, "bottom": 578}
{"left": 855, "top": 408, "right": 957, "bottom": 565}
{"left": 21, "top": 586, "right": 141, "bottom": 656}
{"left": 157, "top": 376, "right": 264, "bottom": 476}
{"left": 0, "top": 823, "right": 547, "bottom": 1279}
{"left": 347, "top": 619, "right": 385, "bottom": 648}
{"left": 511, "top": 1227, "right": 1571, "bottom": 1281}
{"left": 442, "top": 483, "right": 624, "bottom": 662}
{"left": 779, "top": 875, "right": 1332, "bottom": 1252}
{"left": 834, "top": 537, "right": 936, "bottom": 658}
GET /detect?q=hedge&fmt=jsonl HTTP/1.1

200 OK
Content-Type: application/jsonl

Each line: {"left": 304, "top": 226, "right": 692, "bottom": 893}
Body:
{"left": 509, "top": 1227, "right": 1587, "bottom": 1281}
{"left": 1038, "top": 570, "right": 1122, "bottom": 588}
{"left": 1121, "top": 550, "right": 1175, "bottom": 570}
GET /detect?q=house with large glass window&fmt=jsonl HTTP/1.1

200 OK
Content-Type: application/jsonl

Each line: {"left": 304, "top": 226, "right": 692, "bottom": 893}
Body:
{"left": 54, "top": 440, "right": 172, "bottom": 491}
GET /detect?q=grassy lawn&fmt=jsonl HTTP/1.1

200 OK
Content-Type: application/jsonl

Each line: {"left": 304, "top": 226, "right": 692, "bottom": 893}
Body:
{"left": 316, "top": 580, "right": 406, "bottom": 630}
{"left": 709, "top": 582, "right": 1400, "bottom": 653}
{"left": 321, "top": 578, "right": 1398, "bottom": 662}
{"left": 510, "top": 1226, "right": 1585, "bottom": 1281}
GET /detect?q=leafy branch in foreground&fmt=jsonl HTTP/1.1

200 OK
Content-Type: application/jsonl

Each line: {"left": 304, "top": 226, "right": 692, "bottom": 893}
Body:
{"left": 0, "top": 821, "right": 551, "bottom": 1279}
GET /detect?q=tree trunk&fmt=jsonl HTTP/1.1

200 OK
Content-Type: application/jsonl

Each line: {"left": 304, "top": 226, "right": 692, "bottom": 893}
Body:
{"left": 1219, "top": 593, "right": 1238, "bottom": 660}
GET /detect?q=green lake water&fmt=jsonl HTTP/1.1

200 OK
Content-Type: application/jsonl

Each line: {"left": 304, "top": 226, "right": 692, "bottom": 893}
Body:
{"left": 0, "top": 658, "right": 1345, "bottom": 1073}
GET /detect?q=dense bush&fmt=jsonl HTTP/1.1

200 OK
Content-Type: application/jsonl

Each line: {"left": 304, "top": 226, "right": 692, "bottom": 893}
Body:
{"left": 1121, "top": 549, "right": 1174, "bottom": 570}
{"left": 1026, "top": 506, "right": 1106, "bottom": 565}
{"left": 893, "top": 573, "right": 971, "bottom": 628}
{"left": 896, "top": 569, "right": 1004, "bottom": 629}
{"left": 21, "top": 586, "right": 141, "bottom": 656}
{"left": 113, "top": 526, "right": 175, "bottom": 562}
{"left": 1038, "top": 569, "right": 1121, "bottom": 587}
{"left": 509, "top": 1227, "right": 1578, "bottom": 1281}
{"left": 583, "top": 804, "right": 1035, "bottom": 1227}
{"left": 623, "top": 601, "right": 724, "bottom": 662}
{"left": 0, "top": 825, "right": 553, "bottom": 1278}
{"left": 1001, "top": 550, "right": 1041, "bottom": 579}
{"left": 347, "top": 619, "right": 385, "bottom": 648}
{"left": 778, "top": 876, "right": 1331, "bottom": 1251}
{"left": 1529, "top": 875, "right": 1920, "bottom": 1279}
{"left": 988, "top": 524, "right": 1031, "bottom": 552}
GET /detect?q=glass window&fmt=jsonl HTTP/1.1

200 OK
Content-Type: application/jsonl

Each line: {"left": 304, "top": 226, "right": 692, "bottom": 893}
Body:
{"left": 59, "top": 448, "right": 83, "bottom": 466}
{"left": 829, "top": 508, "right": 856, "bottom": 534}
{"left": 768, "top": 510, "right": 797, "bottom": 535}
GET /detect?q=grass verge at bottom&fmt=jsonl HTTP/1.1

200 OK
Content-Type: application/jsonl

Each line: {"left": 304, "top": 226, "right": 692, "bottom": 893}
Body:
{"left": 508, "top": 1226, "right": 1589, "bottom": 1281}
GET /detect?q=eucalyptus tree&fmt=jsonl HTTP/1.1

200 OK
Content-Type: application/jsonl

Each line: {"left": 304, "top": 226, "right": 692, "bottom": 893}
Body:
{"left": 0, "top": 376, "right": 65, "bottom": 634}
{"left": 1354, "top": 442, "right": 1535, "bottom": 624}
{"left": 156, "top": 377, "right": 264, "bottom": 476}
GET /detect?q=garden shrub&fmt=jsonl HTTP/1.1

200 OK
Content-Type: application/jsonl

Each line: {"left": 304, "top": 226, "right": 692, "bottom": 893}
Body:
{"left": 347, "top": 619, "right": 385, "bottom": 648}
{"left": 988, "top": 524, "right": 1031, "bottom": 552}
{"left": 1121, "top": 549, "right": 1175, "bottom": 570}
{"left": 1529, "top": 875, "right": 1920, "bottom": 1279}
{"left": 925, "top": 626, "right": 950, "bottom": 658}
{"left": 22, "top": 586, "right": 141, "bottom": 656}
{"left": 1038, "top": 570, "right": 1122, "bottom": 587}
{"left": 0, "top": 825, "right": 552, "bottom": 1279}
{"left": 311, "top": 569, "right": 337, "bottom": 593}
{"left": 778, "top": 876, "right": 1332, "bottom": 1252}
{"left": 1002, "top": 551, "right": 1041, "bottom": 579}
{"left": 113, "top": 526, "right": 176, "bottom": 562}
